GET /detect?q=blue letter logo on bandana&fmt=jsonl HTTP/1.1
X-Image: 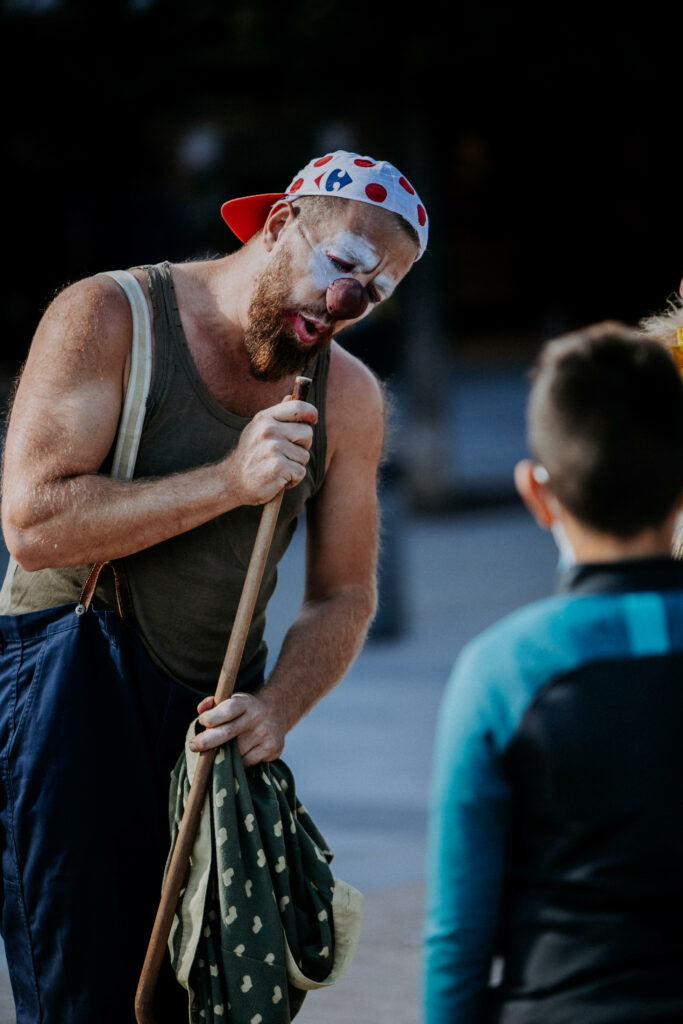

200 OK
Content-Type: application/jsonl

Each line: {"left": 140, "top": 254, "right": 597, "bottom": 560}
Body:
{"left": 325, "top": 169, "right": 353, "bottom": 193}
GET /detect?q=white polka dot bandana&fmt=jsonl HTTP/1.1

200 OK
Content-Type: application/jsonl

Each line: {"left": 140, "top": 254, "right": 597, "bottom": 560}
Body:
{"left": 221, "top": 149, "right": 428, "bottom": 258}
{"left": 285, "top": 151, "right": 428, "bottom": 257}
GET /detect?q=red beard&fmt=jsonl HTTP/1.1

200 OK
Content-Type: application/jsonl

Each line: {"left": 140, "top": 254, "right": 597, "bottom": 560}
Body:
{"left": 244, "top": 246, "right": 331, "bottom": 382}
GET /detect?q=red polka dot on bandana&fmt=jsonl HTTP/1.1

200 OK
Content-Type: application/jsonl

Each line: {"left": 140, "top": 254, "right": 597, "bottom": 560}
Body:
{"left": 417, "top": 204, "right": 427, "bottom": 226}
{"left": 289, "top": 178, "right": 304, "bottom": 192}
{"left": 399, "top": 177, "right": 415, "bottom": 195}
{"left": 354, "top": 158, "right": 376, "bottom": 167}
{"left": 314, "top": 155, "right": 333, "bottom": 167}
{"left": 365, "top": 183, "right": 387, "bottom": 203}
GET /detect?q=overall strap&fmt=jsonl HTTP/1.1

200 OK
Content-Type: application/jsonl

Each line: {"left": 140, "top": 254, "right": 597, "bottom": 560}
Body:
{"left": 77, "top": 269, "right": 153, "bottom": 620}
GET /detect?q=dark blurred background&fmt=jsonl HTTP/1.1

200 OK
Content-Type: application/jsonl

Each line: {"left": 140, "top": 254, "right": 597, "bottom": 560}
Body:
{"left": 1, "top": 0, "right": 681, "bottom": 512}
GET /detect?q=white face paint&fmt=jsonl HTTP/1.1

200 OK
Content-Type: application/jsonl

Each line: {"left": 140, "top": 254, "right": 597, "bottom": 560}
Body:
{"left": 328, "top": 231, "right": 378, "bottom": 270}
{"left": 304, "top": 228, "right": 400, "bottom": 314}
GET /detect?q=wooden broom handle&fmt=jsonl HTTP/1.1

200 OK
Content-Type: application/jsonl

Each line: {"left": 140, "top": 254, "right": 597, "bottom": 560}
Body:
{"left": 135, "top": 375, "right": 313, "bottom": 1024}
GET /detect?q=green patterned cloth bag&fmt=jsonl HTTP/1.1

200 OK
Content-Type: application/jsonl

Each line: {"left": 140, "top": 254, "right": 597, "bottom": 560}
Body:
{"left": 166, "top": 724, "right": 363, "bottom": 1023}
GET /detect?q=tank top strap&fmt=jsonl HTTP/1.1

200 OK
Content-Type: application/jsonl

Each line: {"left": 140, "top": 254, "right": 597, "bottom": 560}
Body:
{"left": 304, "top": 346, "right": 330, "bottom": 494}
{"left": 140, "top": 261, "right": 182, "bottom": 420}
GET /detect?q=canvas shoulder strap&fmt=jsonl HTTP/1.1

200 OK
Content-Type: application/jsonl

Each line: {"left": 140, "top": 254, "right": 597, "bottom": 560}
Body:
{"left": 102, "top": 269, "right": 153, "bottom": 481}
{"left": 77, "top": 269, "right": 152, "bottom": 618}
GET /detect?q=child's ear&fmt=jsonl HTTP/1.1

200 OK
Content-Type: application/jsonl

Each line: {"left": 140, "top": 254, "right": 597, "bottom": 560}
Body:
{"left": 514, "top": 459, "right": 556, "bottom": 529}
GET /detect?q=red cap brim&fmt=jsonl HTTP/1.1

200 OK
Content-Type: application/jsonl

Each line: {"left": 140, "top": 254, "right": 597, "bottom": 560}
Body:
{"left": 220, "top": 193, "right": 287, "bottom": 244}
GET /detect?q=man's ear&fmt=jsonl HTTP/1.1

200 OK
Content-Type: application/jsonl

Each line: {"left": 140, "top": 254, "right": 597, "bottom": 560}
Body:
{"left": 514, "top": 459, "right": 556, "bottom": 529}
{"left": 262, "top": 200, "right": 295, "bottom": 251}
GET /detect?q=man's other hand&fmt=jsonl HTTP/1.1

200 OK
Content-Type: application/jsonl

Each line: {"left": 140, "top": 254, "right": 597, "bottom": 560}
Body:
{"left": 190, "top": 691, "right": 286, "bottom": 766}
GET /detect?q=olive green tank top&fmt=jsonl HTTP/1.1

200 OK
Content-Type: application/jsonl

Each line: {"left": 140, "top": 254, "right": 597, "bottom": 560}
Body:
{"left": 0, "top": 262, "right": 330, "bottom": 691}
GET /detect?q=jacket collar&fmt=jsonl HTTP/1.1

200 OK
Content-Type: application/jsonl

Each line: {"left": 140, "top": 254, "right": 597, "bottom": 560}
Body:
{"left": 556, "top": 557, "right": 683, "bottom": 597}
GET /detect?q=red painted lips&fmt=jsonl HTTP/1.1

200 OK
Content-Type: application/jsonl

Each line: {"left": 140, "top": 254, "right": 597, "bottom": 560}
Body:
{"left": 289, "top": 312, "right": 332, "bottom": 346}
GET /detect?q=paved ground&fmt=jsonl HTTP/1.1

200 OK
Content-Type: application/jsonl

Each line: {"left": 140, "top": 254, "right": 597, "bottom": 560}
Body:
{"left": 0, "top": 354, "right": 560, "bottom": 1022}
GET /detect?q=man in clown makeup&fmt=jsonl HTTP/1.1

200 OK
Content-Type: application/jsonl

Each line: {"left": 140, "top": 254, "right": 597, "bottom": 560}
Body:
{"left": 0, "top": 151, "right": 428, "bottom": 1023}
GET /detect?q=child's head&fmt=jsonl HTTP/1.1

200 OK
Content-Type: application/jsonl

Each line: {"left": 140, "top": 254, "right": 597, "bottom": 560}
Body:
{"left": 524, "top": 321, "right": 683, "bottom": 540}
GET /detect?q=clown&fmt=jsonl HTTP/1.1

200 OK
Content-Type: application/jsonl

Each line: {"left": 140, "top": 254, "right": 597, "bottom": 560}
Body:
{"left": 0, "top": 150, "right": 427, "bottom": 1023}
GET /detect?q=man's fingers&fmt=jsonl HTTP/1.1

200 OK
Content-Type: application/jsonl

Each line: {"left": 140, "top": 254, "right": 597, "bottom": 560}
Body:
{"left": 282, "top": 439, "right": 311, "bottom": 466}
{"left": 197, "top": 694, "right": 247, "bottom": 729}
{"left": 264, "top": 420, "right": 313, "bottom": 452}
{"left": 189, "top": 692, "right": 285, "bottom": 763}
{"left": 237, "top": 729, "right": 284, "bottom": 765}
{"left": 288, "top": 421, "right": 315, "bottom": 450}
{"left": 190, "top": 722, "right": 234, "bottom": 752}
{"left": 272, "top": 399, "right": 318, "bottom": 426}
{"left": 189, "top": 719, "right": 282, "bottom": 761}
{"left": 241, "top": 743, "right": 277, "bottom": 768}
{"left": 190, "top": 706, "right": 248, "bottom": 751}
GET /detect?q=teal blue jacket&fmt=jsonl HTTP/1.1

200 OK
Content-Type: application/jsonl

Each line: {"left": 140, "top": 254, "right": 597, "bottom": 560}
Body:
{"left": 424, "top": 558, "right": 683, "bottom": 1024}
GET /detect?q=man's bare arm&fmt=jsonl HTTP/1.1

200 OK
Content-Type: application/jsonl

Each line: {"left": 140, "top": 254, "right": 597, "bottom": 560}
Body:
{"left": 191, "top": 347, "right": 385, "bottom": 766}
{"left": 2, "top": 276, "right": 316, "bottom": 570}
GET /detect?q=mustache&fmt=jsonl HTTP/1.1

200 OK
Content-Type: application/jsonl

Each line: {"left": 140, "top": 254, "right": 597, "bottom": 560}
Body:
{"left": 298, "top": 305, "right": 333, "bottom": 330}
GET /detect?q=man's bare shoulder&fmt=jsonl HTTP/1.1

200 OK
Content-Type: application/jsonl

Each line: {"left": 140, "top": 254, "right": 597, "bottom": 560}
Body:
{"left": 8, "top": 272, "right": 137, "bottom": 442}
{"left": 328, "top": 341, "right": 384, "bottom": 413}
{"left": 325, "top": 341, "right": 385, "bottom": 460}
{"left": 30, "top": 273, "right": 133, "bottom": 370}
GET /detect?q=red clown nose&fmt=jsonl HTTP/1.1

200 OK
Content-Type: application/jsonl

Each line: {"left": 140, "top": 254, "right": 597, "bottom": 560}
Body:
{"left": 326, "top": 278, "right": 369, "bottom": 321}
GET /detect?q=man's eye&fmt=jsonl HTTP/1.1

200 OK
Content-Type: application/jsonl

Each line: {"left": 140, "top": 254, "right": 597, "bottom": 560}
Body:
{"left": 326, "top": 253, "right": 353, "bottom": 273}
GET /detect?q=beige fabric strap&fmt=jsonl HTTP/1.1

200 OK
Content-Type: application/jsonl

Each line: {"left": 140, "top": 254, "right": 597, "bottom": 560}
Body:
{"left": 102, "top": 269, "right": 153, "bottom": 482}
{"left": 76, "top": 270, "right": 152, "bottom": 620}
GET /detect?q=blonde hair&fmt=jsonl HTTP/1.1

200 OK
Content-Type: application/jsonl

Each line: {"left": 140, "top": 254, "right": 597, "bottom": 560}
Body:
{"left": 637, "top": 292, "right": 683, "bottom": 349}
{"left": 637, "top": 292, "right": 683, "bottom": 559}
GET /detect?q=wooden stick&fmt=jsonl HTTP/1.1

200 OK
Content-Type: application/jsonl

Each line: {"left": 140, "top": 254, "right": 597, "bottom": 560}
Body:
{"left": 135, "top": 375, "right": 313, "bottom": 1023}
